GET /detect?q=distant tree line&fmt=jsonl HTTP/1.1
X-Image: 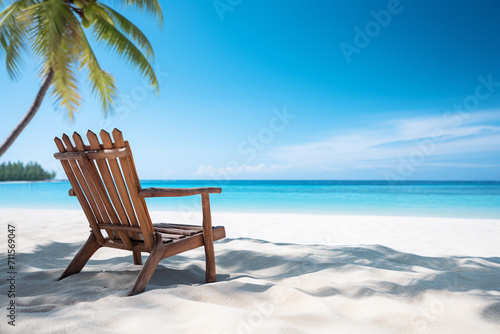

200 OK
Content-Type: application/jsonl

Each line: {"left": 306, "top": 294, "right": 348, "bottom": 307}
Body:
{"left": 0, "top": 161, "right": 56, "bottom": 181}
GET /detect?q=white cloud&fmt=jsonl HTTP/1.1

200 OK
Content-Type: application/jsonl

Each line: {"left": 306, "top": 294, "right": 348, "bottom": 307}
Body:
{"left": 423, "top": 162, "right": 500, "bottom": 168}
{"left": 270, "top": 110, "right": 500, "bottom": 172}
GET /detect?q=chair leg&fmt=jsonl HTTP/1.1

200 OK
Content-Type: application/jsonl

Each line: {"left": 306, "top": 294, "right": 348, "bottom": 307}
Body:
{"left": 203, "top": 239, "right": 216, "bottom": 283}
{"left": 58, "top": 233, "right": 101, "bottom": 281}
{"left": 133, "top": 251, "right": 142, "bottom": 265}
{"left": 201, "top": 193, "right": 216, "bottom": 283}
{"left": 128, "top": 234, "right": 165, "bottom": 296}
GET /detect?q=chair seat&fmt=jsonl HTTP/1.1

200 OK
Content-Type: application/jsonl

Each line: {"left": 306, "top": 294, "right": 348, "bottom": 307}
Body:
{"left": 153, "top": 223, "right": 203, "bottom": 243}
{"left": 154, "top": 223, "right": 226, "bottom": 245}
{"left": 127, "top": 223, "right": 225, "bottom": 246}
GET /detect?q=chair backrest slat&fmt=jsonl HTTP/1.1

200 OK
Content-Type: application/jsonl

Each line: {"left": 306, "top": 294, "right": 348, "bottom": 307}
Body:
{"left": 54, "top": 129, "right": 155, "bottom": 252}
{"left": 85, "top": 131, "right": 135, "bottom": 248}
{"left": 66, "top": 133, "right": 117, "bottom": 240}
{"left": 54, "top": 137, "right": 106, "bottom": 245}
{"left": 112, "top": 129, "right": 155, "bottom": 250}
{"left": 99, "top": 130, "right": 142, "bottom": 236}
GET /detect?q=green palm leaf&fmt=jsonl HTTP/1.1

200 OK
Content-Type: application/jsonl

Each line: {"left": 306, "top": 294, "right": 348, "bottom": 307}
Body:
{"left": 0, "top": 0, "right": 162, "bottom": 156}
{"left": 24, "top": 0, "right": 82, "bottom": 118}
{"left": 77, "top": 22, "right": 117, "bottom": 114}
{"left": 2, "top": 0, "right": 160, "bottom": 117}
{"left": 0, "top": 0, "right": 33, "bottom": 79}
{"left": 111, "top": 0, "right": 163, "bottom": 25}
{"left": 98, "top": 2, "right": 154, "bottom": 58}
{"left": 91, "top": 17, "right": 158, "bottom": 93}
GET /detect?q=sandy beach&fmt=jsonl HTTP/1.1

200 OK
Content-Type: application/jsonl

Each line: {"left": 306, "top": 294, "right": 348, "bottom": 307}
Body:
{"left": 1, "top": 208, "right": 499, "bottom": 333}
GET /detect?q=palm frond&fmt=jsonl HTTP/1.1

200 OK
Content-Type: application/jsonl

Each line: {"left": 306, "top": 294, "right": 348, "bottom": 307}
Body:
{"left": 50, "top": 37, "right": 82, "bottom": 119}
{"left": 91, "top": 17, "right": 158, "bottom": 93}
{"left": 26, "top": 0, "right": 72, "bottom": 60}
{"left": 90, "top": 4, "right": 115, "bottom": 27}
{"left": 1, "top": 0, "right": 161, "bottom": 120}
{"left": 98, "top": 2, "right": 154, "bottom": 58}
{"left": 24, "top": 0, "right": 82, "bottom": 118}
{"left": 110, "top": 0, "right": 163, "bottom": 26}
{"left": 0, "top": 0, "right": 34, "bottom": 79}
{"left": 50, "top": 54, "right": 82, "bottom": 120}
{"left": 76, "top": 23, "right": 117, "bottom": 114}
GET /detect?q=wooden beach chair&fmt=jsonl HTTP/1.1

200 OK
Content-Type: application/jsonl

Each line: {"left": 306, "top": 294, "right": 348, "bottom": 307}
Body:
{"left": 54, "top": 129, "right": 225, "bottom": 295}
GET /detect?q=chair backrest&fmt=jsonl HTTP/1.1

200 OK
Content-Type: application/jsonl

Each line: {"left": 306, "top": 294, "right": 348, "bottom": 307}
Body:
{"left": 54, "top": 129, "right": 156, "bottom": 251}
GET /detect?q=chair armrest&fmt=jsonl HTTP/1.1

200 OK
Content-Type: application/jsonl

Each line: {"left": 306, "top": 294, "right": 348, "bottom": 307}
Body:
{"left": 138, "top": 187, "right": 222, "bottom": 198}
{"left": 69, "top": 188, "right": 76, "bottom": 196}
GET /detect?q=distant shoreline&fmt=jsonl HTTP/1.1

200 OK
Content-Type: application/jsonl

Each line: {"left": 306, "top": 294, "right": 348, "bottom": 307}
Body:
{"left": 1, "top": 180, "right": 499, "bottom": 219}
{"left": 0, "top": 179, "right": 65, "bottom": 184}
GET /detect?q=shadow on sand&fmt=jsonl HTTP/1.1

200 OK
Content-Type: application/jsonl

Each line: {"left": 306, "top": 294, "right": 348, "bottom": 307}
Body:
{"left": 1, "top": 237, "right": 499, "bottom": 322}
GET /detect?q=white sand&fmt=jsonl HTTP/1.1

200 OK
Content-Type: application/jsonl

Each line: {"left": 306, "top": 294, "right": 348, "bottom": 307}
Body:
{"left": 0, "top": 208, "right": 499, "bottom": 333}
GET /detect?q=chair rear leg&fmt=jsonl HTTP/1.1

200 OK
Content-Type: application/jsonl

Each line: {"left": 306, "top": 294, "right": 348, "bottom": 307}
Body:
{"left": 133, "top": 251, "right": 142, "bottom": 265}
{"left": 203, "top": 238, "right": 216, "bottom": 283}
{"left": 58, "top": 233, "right": 101, "bottom": 281}
{"left": 129, "top": 235, "right": 165, "bottom": 296}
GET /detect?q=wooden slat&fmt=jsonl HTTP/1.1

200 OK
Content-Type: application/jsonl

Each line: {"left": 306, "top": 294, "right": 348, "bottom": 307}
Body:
{"left": 153, "top": 227, "right": 198, "bottom": 236}
{"left": 87, "top": 130, "right": 139, "bottom": 245}
{"left": 100, "top": 130, "right": 142, "bottom": 239}
{"left": 153, "top": 223, "right": 204, "bottom": 231}
{"left": 98, "top": 223, "right": 142, "bottom": 233}
{"left": 62, "top": 134, "right": 103, "bottom": 222}
{"left": 139, "top": 187, "right": 222, "bottom": 198}
{"left": 112, "top": 129, "right": 155, "bottom": 251}
{"left": 54, "top": 137, "right": 105, "bottom": 245}
{"left": 61, "top": 134, "right": 113, "bottom": 240}
{"left": 54, "top": 147, "right": 129, "bottom": 160}
{"left": 75, "top": 132, "right": 133, "bottom": 248}
{"left": 100, "top": 226, "right": 225, "bottom": 253}
{"left": 158, "top": 233, "right": 185, "bottom": 239}
{"left": 124, "top": 136, "right": 155, "bottom": 230}
{"left": 71, "top": 133, "right": 121, "bottom": 242}
{"left": 161, "top": 226, "right": 226, "bottom": 258}
{"left": 126, "top": 138, "right": 156, "bottom": 238}
{"left": 102, "top": 239, "right": 149, "bottom": 252}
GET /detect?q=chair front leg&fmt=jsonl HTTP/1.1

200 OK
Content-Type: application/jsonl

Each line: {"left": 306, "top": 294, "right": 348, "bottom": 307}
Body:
{"left": 58, "top": 232, "right": 101, "bottom": 280}
{"left": 129, "top": 233, "right": 165, "bottom": 296}
{"left": 201, "top": 193, "right": 216, "bottom": 283}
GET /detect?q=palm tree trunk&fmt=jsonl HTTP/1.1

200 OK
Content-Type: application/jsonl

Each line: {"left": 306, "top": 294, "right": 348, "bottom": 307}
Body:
{"left": 0, "top": 68, "right": 54, "bottom": 158}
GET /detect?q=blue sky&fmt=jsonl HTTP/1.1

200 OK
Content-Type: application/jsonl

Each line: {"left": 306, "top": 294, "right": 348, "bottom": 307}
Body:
{"left": 1, "top": 0, "right": 499, "bottom": 180}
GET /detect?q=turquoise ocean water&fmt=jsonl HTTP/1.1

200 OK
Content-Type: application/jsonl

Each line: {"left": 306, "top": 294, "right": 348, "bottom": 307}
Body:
{"left": 0, "top": 180, "right": 499, "bottom": 219}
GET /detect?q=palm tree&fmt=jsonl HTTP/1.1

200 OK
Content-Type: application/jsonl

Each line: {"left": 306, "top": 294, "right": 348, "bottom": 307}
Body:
{"left": 0, "top": 0, "right": 162, "bottom": 157}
